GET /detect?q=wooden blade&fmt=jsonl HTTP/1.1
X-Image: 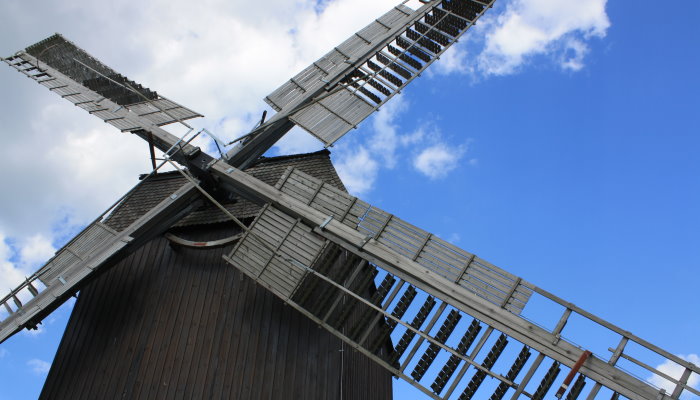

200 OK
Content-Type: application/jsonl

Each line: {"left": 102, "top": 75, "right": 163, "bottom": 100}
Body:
{"left": 227, "top": 0, "right": 497, "bottom": 168}
{"left": 3, "top": 34, "right": 210, "bottom": 171}
{"left": 276, "top": 0, "right": 494, "bottom": 147}
{"left": 6, "top": 34, "right": 202, "bottom": 129}
{"left": 212, "top": 161, "right": 698, "bottom": 400}
{"left": 0, "top": 179, "right": 202, "bottom": 344}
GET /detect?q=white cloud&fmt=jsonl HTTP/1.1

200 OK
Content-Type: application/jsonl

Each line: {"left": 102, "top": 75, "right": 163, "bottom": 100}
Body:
{"left": 648, "top": 354, "right": 700, "bottom": 398}
{"left": 272, "top": 127, "right": 324, "bottom": 156}
{"left": 0, "top": 348, "right": 7, "bottom": 359}
{"left": 0, "top": 233, "right": 30, "bottom": 290}
{"left": 334, "top": 146, "right": 379, "bottom": 195}
{"left": 558, "top": 37, "right": 589, "bottom": 72}
{"left": 429, "top": 0, "right": 610, "bottom": 77}
{"left": 21, "top": 323, "right": 45, "bottom": 337}
{"left": 413, "top": 143, "right": 466, "bottom": 179}
{"left": 333, "top": 96, "right": 473, "bottom": 193}
{"left": 27, "top": 359, "right": 51, "bottom": 375}
{"left": 432, "top": 45, "right": 471, "bottom": 76}
{"left": 369, "top": 95, "right": 410, "bottom": 169}
{"left": 447, "top": 233, "right": 461, "bottom": 244}
{"left": 0, "top": 232, "right": 55, "bottom": 320}
{"left": 477, "top": 0, "right": 610, "bottom": 75}
{"left": 18, "top": 234, "right": 56, "bottom": 270}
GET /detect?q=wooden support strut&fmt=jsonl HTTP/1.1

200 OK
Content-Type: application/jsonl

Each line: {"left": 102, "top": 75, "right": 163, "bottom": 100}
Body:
{"left": 307, "top": 181, "right": 325, "bottom": 206}
{"left": 587, "top": 337, "right": 629, "bottom": 400}
{"left": 672, "top": 368, "right": 693, "bottom": 399}
{"left": 374, "top": 214, "right": 393, "bottom": 240}
{"left": 356, "top": 279, "right": 405, "bottom": 346}
{"left": 339, "top": 197, "right": 358, "bottom": 225}
{"left": 413, "top": 233, "right": 432, "bottom": 261}
{"left": 321, "top": 260, "right": 368, "bottom": 323}
{"left": 400, "top": 302, "right": 447, "bottom": 372}
{"left": 510, "top": 353, "right": 545, "bottom": 400}
{"left": 442, "top": 325, "right": 495, "bottom": 399}
{"left": 256, "top": 218, "right": 301, "bottom": 280}
{"left": 147, "top": 132, "right": 158, "bottom": 173}
{"left": 500, "top": 277, "right": 522, "bottom": 309}
{"left": 455, "top": 254, "right": 475, "bottom": 283}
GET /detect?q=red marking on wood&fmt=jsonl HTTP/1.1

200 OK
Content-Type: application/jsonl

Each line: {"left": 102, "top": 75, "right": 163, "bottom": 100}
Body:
{"left": 556, "top": 350, "right": 592, "bottom": 398}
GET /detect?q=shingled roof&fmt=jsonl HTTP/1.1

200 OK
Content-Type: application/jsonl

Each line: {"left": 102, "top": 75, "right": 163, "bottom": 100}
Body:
{"left": 105, "top": 149, "right": 345, "bottom": 231}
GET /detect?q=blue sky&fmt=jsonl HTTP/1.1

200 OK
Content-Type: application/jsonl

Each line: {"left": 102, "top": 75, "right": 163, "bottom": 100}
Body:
{"left": 0, "top": 0, "right": 699, "bottom": 399}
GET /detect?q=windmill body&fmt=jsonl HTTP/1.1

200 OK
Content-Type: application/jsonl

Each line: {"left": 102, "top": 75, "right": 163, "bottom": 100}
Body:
{"left": 39, "top": 152, "right": 393, "bottom": 399}
{"left": 1, "top": 1, "right": 698, "bottom": 399}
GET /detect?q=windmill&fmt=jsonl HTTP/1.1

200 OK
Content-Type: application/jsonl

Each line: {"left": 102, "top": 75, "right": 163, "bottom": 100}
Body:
{"left": 1, "top": 0, "right": 698, "bottom": 399}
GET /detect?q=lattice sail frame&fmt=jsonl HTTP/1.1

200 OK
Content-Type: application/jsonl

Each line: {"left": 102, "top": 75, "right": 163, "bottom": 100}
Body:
{"left": 4, "top": 34, "right": 202, "bottom": 131}
{"left": 266, "top": 0, "right": 496, "bottom": 146}
{"left": 223, "top": 167, "right": 700, "bottom": 400}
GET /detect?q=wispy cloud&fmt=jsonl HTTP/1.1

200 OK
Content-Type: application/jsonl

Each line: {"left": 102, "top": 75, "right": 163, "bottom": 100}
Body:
{"left": 648, "top": 354, "right": 700, "bottom": 398}
{"left": 21, "top": 324, "right": 45, "bottom": 338}
{"left": 18, "top": 234, "right": 55, "bottom": 270}
{"left": 272, "top": 127, "right": 324, "bottom": 156}
{"left": 479, "top": 0, "right": 609, "bottom": 75}
{"left": 331, "top": 96, "right": 409, "bottom": 195}
{"left": 413, "top": 143, "right": 467, "bottom": 180}
{"left": 0, "top": 348, "right": 7, "bottom": 359}
{"left": 27, "top": 359, "right": 51, "bottom": 375}
{"left": 0, "top": 233, "right": 30, "bottom": 290}
{"left": 334, "top": 146, "right": 379, "bottom": 195}
{"left": 333, "top": 95, "right": 472, "bottom": 194}
{"left": 432, "top": 0, "right": 610, "bottom": 77}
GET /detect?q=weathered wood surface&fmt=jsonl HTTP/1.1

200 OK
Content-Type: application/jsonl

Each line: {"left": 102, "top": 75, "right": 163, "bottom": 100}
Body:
{"left": 216, "top": 162, "right": 694, "bottom": 400}
{"left": 277, "top": 167, "right": 533, "bottom": 314}
{"left": 0, "top": 182, "right": 201, "bottom": 344}
{"left": 266, "top": 0, "right": 495, "bottom": 147}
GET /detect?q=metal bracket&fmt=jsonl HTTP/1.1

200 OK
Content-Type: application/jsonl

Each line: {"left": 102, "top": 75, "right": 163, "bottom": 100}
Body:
{"left": 319, "top": 216, "right": 334, "bottom": 230}
{"left": 359, "top": 234, "right": 373, "bottom": 250}
{"left": 552, "top": 333, "right": 561, "bottom": 345}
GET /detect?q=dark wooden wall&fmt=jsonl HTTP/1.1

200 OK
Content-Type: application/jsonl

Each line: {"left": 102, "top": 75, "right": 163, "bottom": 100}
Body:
{"left": 41, "top": 151, "right": 393, "bottom": 399}
{"left": 41, "top": 224, "right": 393, "bottom": 399}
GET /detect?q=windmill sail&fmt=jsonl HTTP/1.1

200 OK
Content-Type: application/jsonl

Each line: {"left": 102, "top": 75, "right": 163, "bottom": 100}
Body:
{"left": 0, "top": 180, "right": 202, "bottom": 344}
{"left": 3, "top": 34, "right": 206, "bottom": 167}
{"left": 207, "top": 162, "right": 699, "bottom": 400}
{"left": 266, "top": 0, "right": 495, "bottom": 147}
{"left": 7, "top": 34, "right": 202, "bottom": 129}
{"left": 226, "top": 0, "right": 496, "bottom": 169}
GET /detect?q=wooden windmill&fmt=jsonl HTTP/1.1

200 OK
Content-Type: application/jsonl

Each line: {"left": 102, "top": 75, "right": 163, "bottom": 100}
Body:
{"left": 1, "top": 1, "right": 698, "bottom": 399}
